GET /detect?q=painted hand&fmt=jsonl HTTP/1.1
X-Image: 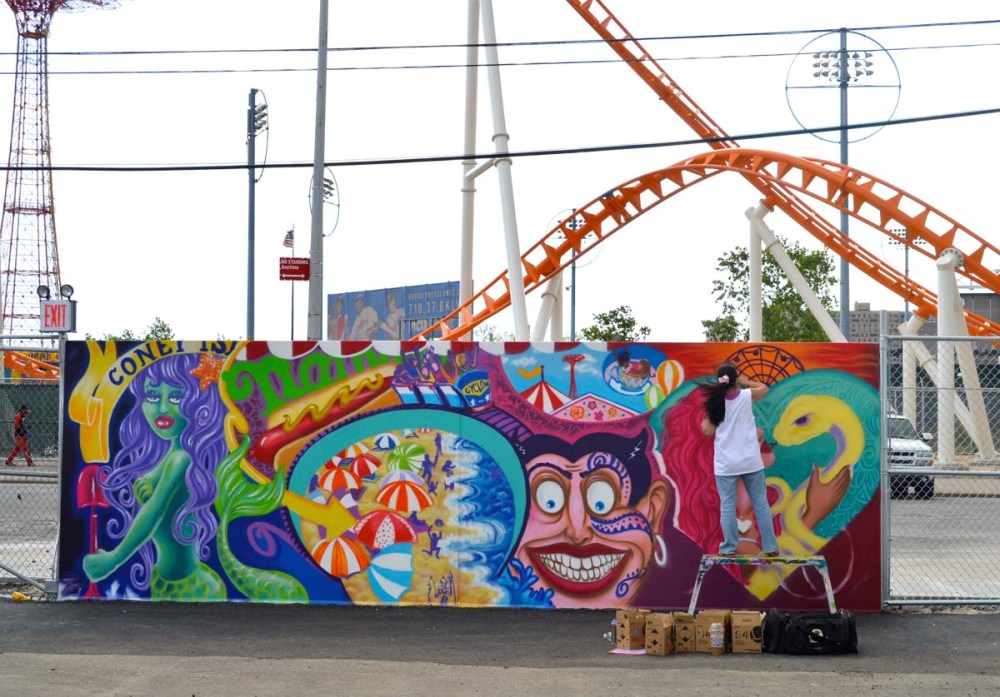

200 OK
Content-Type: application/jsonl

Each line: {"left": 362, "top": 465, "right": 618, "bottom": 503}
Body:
{"left": 134, "top": 477, "right": 153, "bottom": 504}
{"left": 82, "top": 550, "right": 118, "bottom": 582}
{"left": 803, "top": 463, "right": 852, "bottom": 530}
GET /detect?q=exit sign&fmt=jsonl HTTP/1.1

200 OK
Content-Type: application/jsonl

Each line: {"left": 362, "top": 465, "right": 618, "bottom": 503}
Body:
{"left": 40, "top": 299, "right": 76, "bottom": 333}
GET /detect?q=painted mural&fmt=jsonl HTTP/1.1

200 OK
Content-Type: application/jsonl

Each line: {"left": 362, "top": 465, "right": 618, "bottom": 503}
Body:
{"left": 58, "top": 339, "right": 881, "bottom": 610}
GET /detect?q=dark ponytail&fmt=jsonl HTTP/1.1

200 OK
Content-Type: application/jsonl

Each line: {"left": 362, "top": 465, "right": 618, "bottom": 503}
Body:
{"left": 698, "top": 363, "right": 739, "bottom": 426}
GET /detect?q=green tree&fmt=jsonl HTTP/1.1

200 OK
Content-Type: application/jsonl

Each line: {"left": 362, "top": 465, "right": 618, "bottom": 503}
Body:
{"left": 701, "top": 238, "right": 837, "bottom": 342}
{"left": 86, "top": 316, "right": 175, "bottom": 342}
{"left": 580, "top": 305, "right": 651, "bottom": 342}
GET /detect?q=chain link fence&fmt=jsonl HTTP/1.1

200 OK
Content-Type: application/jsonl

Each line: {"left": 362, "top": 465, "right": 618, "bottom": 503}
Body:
{"left": 883, "top": 334, "right": 1000, "bottom": 605}
{"left": 0, "top": 376, "right": 60, "bottom": 591}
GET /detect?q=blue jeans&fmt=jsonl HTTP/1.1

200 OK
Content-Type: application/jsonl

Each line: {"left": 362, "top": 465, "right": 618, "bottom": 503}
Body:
{"left": 715, "top": 469, "right": 778, "bottom": 555}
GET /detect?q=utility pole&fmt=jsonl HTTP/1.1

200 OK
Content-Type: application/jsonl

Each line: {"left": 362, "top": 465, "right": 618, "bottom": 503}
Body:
{"left": 307, "top": 0, "right": 329, "bottom": 340}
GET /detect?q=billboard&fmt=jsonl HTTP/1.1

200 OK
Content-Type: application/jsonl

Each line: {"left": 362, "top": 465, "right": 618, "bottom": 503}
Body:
{"left": 327, "top": 281, "right": 460, "bottom": 341}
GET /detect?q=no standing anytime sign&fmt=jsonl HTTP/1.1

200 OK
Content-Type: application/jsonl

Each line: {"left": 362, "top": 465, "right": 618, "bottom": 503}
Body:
{"left": 280, "top": 257, "right": 310, "bottom": 281}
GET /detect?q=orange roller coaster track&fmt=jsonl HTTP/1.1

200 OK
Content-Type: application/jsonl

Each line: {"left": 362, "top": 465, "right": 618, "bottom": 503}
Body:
{"left": 414, "top": 0, "right": 1000, "bottom": 341}
{"left": 3, "top": 350, "right": 59, "bottom": 380}
{"left": 414, "top": 150, "right": 1000, "bottom": 341}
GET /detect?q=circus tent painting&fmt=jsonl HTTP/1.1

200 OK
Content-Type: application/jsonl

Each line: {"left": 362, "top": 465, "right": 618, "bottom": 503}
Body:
{"left": 518, "top": 366, "right": 569, "bottom": 413}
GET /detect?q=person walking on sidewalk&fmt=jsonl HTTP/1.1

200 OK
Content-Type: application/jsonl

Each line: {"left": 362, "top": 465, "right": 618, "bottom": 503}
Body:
{"left": 699, "top": 364, "right": 777, "bottom": 557}
{"left": 6, "top": 404, "right": 34, "bottom": 466}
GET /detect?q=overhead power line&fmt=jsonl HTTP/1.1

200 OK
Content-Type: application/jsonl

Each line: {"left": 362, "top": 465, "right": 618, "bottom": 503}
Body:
{"left": 9, "top": 105, "right": 999, "bottom": 173}
{"left": 12, "top": 39, "right": 1000, "bottom": 77}
{"left": 10, "top": 16, "right": 999, "bottom": 58}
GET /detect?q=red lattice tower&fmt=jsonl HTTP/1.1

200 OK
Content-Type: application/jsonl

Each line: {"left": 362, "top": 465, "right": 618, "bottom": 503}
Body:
{"left": 562, "top": 354, "right": 585, "bottom": 399}
{"left": 0, "top": 1, "right": 122, "bottom": 343}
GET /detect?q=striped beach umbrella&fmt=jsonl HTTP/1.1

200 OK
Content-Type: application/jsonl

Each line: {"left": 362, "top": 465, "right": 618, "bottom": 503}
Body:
{"left": 353, "top": 510, "right": 418, "bottom": 550}
{"left": 349, "top": 452, "right": 382, "bottom": 479}
{"left": 367, "top": 543, "right": 414, "bottom": 603}
{"left": 379, "top": 470, "right": 424, "bottom": 487}
{"left": 375, "top": 480, "right": 433, "bottom": 513}
{"left": 311, "top": 536, "right": 370, "bottom": 578}
{"left": 386, "top": 443, "right": 426, "bottom": 473}
{"left": 338, "top": 442, "right": 370, "bottom": 459}
{"left": 372, "top": 432, "right": 401, "bottom": 451}
{"left": 316, "top": 466, "right": 362, "bottom": 492}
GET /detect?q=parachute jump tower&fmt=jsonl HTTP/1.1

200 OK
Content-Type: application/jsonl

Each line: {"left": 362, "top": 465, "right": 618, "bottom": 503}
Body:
{"left": 0, "top": 0, "right": 122, "bottom": 345}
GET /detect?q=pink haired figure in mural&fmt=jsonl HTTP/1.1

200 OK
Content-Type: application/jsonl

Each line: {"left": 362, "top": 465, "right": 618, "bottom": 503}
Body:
{"left": 514, "top": 429, "right": 669, "bottom": 609}
{"left": 660, "top": 373, "right": 852, "bottom": 568}
{"left": 697, "top": 363, "right": 779, "bottom": 557}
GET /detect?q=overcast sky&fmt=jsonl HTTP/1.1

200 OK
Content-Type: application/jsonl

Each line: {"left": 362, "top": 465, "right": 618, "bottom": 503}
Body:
{"left": 1, "top": 0, "right": 997, "bottom": 341}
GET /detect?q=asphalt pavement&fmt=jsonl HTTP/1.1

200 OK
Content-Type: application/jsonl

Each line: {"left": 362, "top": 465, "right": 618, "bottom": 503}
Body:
{"left": 0, "top": 600, "right": 998, "bottom": 697}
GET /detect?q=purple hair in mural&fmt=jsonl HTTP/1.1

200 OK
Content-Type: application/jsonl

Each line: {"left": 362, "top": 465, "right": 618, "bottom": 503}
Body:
{"left": 98, "top": 353, "right": 227, "bottom": 590}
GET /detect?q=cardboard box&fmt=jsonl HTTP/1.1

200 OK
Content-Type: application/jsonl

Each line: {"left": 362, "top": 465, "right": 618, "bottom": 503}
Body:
{"left": 731, "top": 611, "right": 766, "bottom": 653}
{"left": 695, "top": 609, "right": 732, "bottom": 653}
{"left": 673, "top": 612, "right": 697, "bottom": 653}
{"left": 615, "top": 609, "right": 651, "bottom": 650}
{"left": 645, "top": 613, "right": 675, "bottom": 656}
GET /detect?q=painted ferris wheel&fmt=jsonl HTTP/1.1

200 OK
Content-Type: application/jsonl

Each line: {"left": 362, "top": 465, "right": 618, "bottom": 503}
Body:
{"left": 0, "top": 0, "right": 125, "bottom": 350}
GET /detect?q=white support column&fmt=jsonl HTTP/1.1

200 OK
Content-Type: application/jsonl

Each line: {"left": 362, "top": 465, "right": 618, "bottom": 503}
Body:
{"left": 532, "top": 275, "right": 562, "bottom": 342}
{"left": 479, "top": 0, "right": 530, "bottom": 340}
{"left": 457, "top": 0, "right": 480, "bottom": 340}
{"left": 898, "top": 313, "right": 924, "bottom": 427}
{"left": 551, "top": 272, "right": 564, "bottom": 341}
{"left": 935, "top": 249, "right": 961, "bottom": 464}
{"left": 746, "top": 205, "right": 846, "bottom": 342}
{"left": 898, "top": 313, "right": 978, "bottom": 437}
{"left": 749, "top": 209, "right": 762, "bottom": 342}
{"left": 935, "top": 250, "right": 995, "bottom": 460}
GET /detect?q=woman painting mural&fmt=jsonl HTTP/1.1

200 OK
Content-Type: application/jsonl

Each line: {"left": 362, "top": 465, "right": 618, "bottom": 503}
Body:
{"left": 513, "top": 428, "right": 669, "bottom": 608}
{"left": 82, "top": 353, "right": 229, "bottom": 599}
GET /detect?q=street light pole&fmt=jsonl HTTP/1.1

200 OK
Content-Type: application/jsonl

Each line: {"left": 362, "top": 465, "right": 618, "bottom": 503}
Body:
{"left": 837, "top": 28, "right": 851, "bottom": 339}
{"left": 246, "top": 88, "right": 267, "bottom": 340}
{"left": 788, "top": 29, "right": 897, "bottom": 340}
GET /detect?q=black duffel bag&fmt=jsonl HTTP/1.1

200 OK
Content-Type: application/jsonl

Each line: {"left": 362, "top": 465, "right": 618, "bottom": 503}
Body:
{"left": 762, "top": 608, "right": 859, "bottom": 655}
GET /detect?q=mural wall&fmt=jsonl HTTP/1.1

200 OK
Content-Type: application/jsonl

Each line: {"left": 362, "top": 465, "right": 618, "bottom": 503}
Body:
{"left": 58, "top": 340, "right": 881, "bottom": 610}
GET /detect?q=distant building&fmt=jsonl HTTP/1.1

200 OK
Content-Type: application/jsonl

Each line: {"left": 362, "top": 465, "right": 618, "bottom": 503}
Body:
{"left": 961, "top": 285, "right": 1000, "bottom": 325}
{"left": 833, "top": 302, "right": 905, "bottom": 343}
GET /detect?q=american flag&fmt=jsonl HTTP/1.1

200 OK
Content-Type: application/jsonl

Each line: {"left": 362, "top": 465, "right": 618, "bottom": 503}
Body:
{"left": 283, "top": 228, "right": 294, "bottom": 248}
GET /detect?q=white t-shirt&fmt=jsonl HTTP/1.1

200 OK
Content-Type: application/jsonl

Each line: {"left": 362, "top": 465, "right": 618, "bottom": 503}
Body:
{"left": 713, "top": 389, "right": 764, "bottom": 476}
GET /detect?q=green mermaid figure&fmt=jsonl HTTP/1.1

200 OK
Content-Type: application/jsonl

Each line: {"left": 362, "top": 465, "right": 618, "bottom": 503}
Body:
{"left": 82, "top": 352, "right": 306, "bottom": 602}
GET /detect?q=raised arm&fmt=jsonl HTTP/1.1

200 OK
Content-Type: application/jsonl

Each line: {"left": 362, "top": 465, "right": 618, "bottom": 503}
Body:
{"left": 738, "top": 375, "right": 769, "bottom": 402}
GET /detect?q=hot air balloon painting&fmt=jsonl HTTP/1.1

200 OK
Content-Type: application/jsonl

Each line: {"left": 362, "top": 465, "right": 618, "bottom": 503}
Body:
{"left": 367, "top": 543, "right": 415, "bottom": 603}
{"left": 656, "top": 358, "right": 685, "bottom": 397}
{"left": 311, "top": 536, "right": 370, "bottom": 578}
{"left": 353, "top": 510, "right": 418, "bottom": 550}
{"left": 316, "top": 466, "right": 361, "bottom": 492}
{"left": 349, "top": 452, "right": 382, "bottom": 479}
{"left": 375, "top": 480, "right": 433, "bottom": 513}
{"left": 386, "top": 443, "right": 425, "bottom": 473}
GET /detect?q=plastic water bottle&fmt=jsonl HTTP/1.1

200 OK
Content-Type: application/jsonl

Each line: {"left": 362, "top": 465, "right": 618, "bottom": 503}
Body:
{"left": 710, "top": 622, "right": 724, "bottom": 655}
{"left": 604, "top": 618, "right": 617, "bottom": 644}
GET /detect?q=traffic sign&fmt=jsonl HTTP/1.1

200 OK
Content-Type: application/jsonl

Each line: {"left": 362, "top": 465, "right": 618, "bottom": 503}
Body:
{"left": 280, "top": 257, "right": 310, "bottom": 281}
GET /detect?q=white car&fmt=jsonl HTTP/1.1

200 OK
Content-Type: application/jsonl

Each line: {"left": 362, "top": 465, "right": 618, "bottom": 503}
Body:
{"left": 887, "top": 414, "right": 935, "bottom": 499}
